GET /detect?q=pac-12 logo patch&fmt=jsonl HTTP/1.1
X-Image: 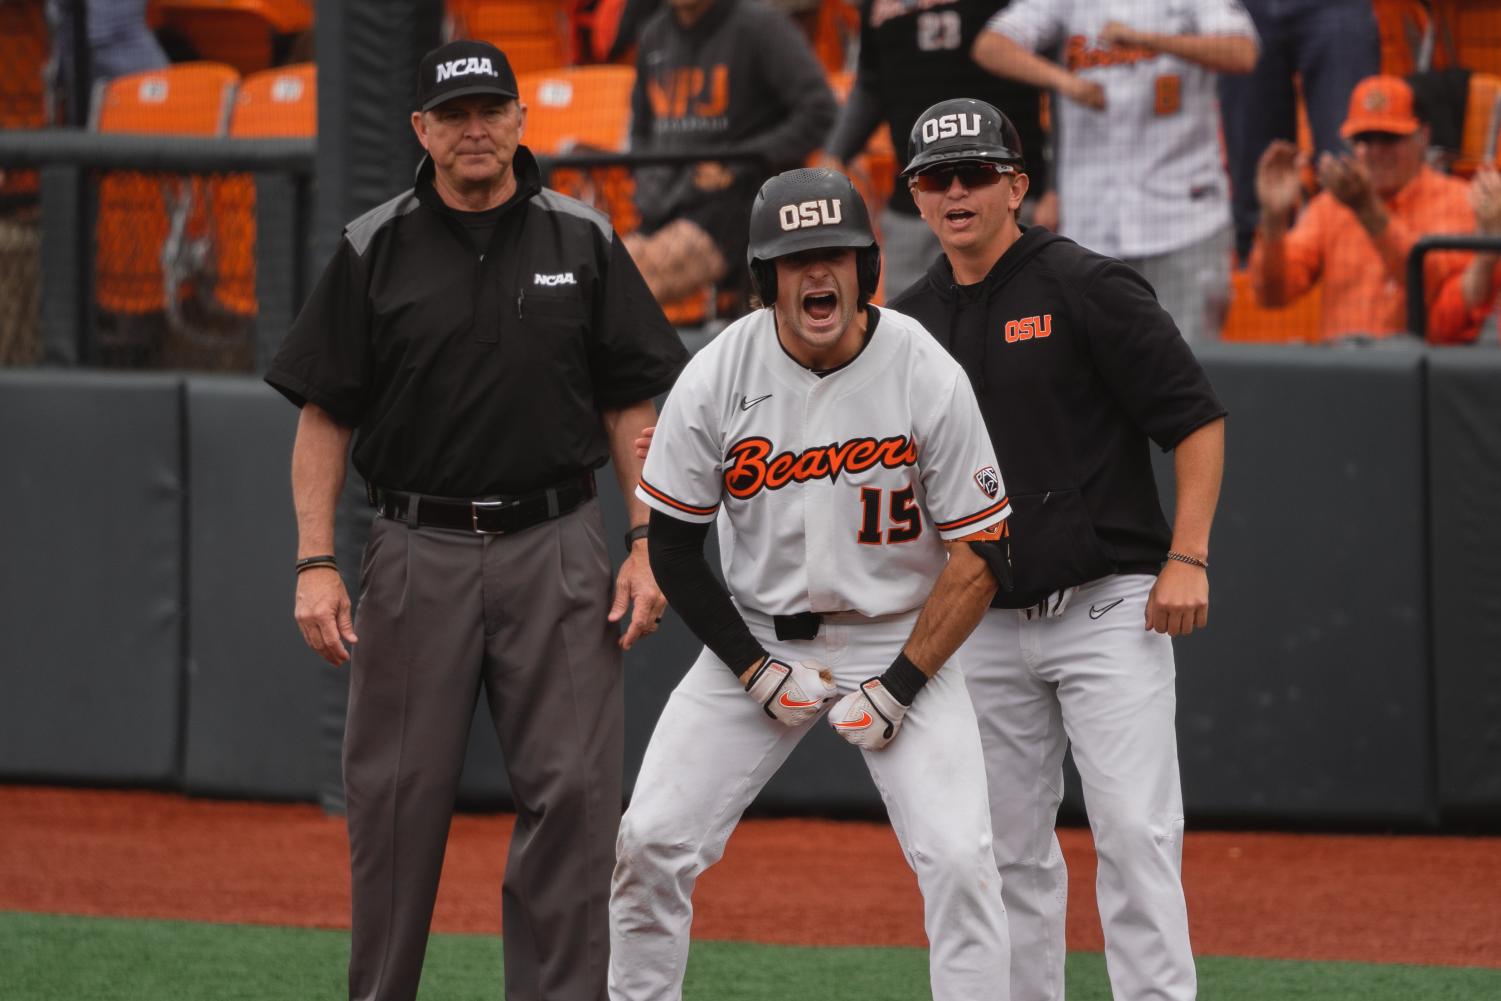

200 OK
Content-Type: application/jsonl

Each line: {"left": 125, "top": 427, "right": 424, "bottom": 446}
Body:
{"left": 974, "top": 465, "right": 1000, "bottom": 499}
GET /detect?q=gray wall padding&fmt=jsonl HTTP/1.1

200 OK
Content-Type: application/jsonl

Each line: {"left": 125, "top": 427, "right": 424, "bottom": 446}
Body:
{"left": 1169, "top": 344, "right": 1435, "bottom": 824}
{"left": 0, "top": 371, "right": 183, "bottom": 783}
{"left": 2, "top": 348, "right": 1485, "bottom": 828}
{"left": 182, "top": 378, "right": 328, "bottom": 798}
{"left": 1428, "top": 352, "right": 1501, "bottom": 822}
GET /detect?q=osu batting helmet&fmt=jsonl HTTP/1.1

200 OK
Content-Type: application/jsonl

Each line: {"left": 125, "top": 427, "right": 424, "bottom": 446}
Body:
{"left": 902, "top": 98, "right": 1025, "bottom": 179}
{"left": 746, "top": 167, "right": 881, "bottom": 306}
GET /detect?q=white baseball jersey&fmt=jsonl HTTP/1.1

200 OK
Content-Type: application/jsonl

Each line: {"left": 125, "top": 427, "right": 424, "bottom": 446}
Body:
{"left": 986, "top": 0, "right": 1258, "bottom": 258}
{"left": 637, "top": 305, "right": 1010, "bottom": 618}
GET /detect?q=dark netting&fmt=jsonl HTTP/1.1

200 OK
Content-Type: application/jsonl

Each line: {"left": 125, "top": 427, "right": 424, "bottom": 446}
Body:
{"left": 90, "top": 166, "right": 257, "bottom": 371}
{"left": 0, "top": 0, "right": 48, "bottom": 365}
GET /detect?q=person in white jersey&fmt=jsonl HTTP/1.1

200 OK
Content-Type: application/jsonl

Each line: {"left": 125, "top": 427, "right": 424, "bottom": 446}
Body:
{"left": 973, "top": 0, "right": 1259, "bottom": 344}
{"left": 609, "top": 167, "right": 1015, "bottom": 1001}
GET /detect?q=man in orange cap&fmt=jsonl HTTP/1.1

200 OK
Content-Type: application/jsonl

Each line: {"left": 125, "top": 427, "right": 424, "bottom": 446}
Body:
{"left": 1249, "top": 73, "right": 1480, "bottom": 343}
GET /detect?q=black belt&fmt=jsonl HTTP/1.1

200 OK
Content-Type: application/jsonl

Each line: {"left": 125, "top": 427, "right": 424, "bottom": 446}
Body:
{"left": 774, "top": 612, "right": 823, "bottom": 641}
{"left": 371, "top": 473, "right": 596, "bottom": 535}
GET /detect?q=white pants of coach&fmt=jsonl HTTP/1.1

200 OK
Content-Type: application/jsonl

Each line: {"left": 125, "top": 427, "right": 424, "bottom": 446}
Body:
{"left": 963, "top": 574, "right": 1194, "bottom": 1001}
{"left": 609, "top": 610, "right": 1010, "bottom": 1001}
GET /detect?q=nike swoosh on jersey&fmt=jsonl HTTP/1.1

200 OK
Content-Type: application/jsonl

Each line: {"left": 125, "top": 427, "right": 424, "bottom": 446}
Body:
{"left": 1089, "top": 598, "right": 1124, "bottom": 619}
{"left": 778, "top": 690, "right": 821, "bottom": 709}
{"left": 739, "top": 394, "right": 772, "bottom": 411}
{"left": 834, "top": 711, "right": 873, "bottom": 729}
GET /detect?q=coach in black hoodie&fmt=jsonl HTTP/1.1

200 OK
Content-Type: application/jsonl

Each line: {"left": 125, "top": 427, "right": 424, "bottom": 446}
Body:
{"left": 626, "top": 0, "right": 835, "bottom": 304}
{"left": 890, "top": 98, "right": 1226, "bottom": 1001}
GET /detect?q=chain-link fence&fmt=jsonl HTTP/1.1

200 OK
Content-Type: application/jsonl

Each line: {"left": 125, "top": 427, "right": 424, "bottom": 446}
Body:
{"left": 88, "top": 166, "right": 260, "bottom": 370}
{"left": 0, "top": 130, "right": 314, "bottom": 370}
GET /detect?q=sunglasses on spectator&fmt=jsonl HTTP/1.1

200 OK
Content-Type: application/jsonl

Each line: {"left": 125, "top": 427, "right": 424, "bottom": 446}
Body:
{"left": 1347, "top": 131, "right": 1411, "bottom": 147}
{"left": 911, "top": 162, "right": 1016, "bottom": 193}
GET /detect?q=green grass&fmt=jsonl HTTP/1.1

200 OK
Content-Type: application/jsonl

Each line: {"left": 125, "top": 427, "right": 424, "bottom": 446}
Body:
{"left": 4, "top": 911, "right": 1500, "bottom": 1001}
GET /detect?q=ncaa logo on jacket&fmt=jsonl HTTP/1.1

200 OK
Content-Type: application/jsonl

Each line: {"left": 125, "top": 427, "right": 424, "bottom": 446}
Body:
{"left": 435, "top": 57, "right": 496, "bottom": 82}
{"left": 778, "top": 199, "right": 844, "bottom": 231}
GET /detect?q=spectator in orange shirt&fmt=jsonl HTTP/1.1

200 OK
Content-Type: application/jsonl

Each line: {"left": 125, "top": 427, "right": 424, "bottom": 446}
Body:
{"left": 1430, "top": 165, "right": 1501, "bottom": 340}
{"left": 1249, "top": 74, "right": 1479, "bottom": 344}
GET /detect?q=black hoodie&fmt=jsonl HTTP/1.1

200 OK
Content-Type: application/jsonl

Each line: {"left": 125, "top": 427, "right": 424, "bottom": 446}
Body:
{"left": 890, "top": 227, "right": 1226, "bottom": 606}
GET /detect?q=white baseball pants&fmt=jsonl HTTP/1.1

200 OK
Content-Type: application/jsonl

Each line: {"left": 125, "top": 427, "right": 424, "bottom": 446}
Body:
{"left": 962, "top": 574, "right": 1194, "bottom": 1001}
{"left": 609, "top": 611, "right": 1010, "bottom": 1001}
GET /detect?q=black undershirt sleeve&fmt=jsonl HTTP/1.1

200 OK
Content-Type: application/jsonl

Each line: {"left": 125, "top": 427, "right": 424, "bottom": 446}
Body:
{"left": 648, "top": 508, "right": 767, "bottom": 679}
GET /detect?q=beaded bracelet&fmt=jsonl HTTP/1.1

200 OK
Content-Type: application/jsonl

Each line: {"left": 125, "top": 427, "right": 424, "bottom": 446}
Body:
{"left": 1165, "top": 551, "right": 1208, "bottom": 569}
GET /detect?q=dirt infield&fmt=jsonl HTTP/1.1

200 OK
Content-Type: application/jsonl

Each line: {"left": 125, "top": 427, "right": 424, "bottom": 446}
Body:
{"left": 3, "top": 786, "right": 1498, "bottom": 968}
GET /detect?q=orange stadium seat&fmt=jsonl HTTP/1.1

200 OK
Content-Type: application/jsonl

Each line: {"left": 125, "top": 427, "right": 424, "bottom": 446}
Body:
{"left": 449, "top": 0, "right": 569, "bottom": 75}
{"left": 213, "top": 63, "right": 317, "bottom": 317}
{"left": 150, "top": 0, "right": 313, "bottom": 76}
{"left": 518, "top": 64, "right": 634, "bottom": 152}
{"left": 1221, "top": 268, "right": 1323, "bottom": 344}
{"left": 1454, "top": 72, "right": 1501, "bottom": 177}
{"left": 92, "top": 62, "right": 239, "bottom": 315}
{"left": 517, "top": 65, "right": 638, "bottom": 232}
{"left": 1435, "top": 0, "right": 1501, "bottom": 76}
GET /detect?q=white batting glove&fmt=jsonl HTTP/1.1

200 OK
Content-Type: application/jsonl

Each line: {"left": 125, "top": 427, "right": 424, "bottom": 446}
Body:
{"left": 829, "top": 678, "right": 908, "bottom": 751}
{"left": 745, "top": 657, "right": 836, "bottom": 726}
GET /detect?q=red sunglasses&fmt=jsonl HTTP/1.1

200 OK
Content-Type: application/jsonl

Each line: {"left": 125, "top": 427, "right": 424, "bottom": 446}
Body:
{"left": 911, "top": 162, "right": 1015, "bottom": 193}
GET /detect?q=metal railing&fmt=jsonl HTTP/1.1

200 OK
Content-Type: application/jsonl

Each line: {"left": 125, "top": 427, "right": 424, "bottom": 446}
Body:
{"left": 0, "top": 133, "right": 776, "bottom": 368}
{"left": 1406, "top": 233, "right": 1501, "bottom": 340}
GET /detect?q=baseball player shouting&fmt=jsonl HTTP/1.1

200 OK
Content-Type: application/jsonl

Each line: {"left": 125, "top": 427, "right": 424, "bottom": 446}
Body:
{"left": 609, "top": 168, "right": 1015, "bottom": 1001}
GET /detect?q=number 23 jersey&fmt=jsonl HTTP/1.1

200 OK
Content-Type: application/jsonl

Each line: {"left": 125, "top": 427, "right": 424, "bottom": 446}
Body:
{"left": 638, "top": 305, "right": 1011, "bottom": 618}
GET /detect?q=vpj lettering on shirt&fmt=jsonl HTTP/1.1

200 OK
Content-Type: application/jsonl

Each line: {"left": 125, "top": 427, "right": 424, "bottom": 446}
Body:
{"left": 647, "top": 65, "right": 729, "bottom": 121}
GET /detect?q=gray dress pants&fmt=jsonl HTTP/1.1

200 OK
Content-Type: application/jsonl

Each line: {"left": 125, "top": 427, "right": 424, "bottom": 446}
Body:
{"left": 345, "top": 498, "right": 623, "bottom": 1001}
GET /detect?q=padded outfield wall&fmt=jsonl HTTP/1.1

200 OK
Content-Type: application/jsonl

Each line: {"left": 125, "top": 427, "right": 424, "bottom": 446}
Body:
{"left": 4, "top": 346, "right": 1501, "bottom": 829}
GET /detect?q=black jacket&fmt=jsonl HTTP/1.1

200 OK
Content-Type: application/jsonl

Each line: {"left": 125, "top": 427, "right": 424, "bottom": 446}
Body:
{"left": 891, "top": 227, "right": 1226, "bottom": 605}
{"left": 266, "top": 149, "right": 686, "bottom": 497}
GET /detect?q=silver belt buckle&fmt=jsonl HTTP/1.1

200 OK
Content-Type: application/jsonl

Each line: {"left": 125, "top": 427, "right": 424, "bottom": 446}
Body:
{"left": 471, "top": 498, "right": 514, "bottom": 534}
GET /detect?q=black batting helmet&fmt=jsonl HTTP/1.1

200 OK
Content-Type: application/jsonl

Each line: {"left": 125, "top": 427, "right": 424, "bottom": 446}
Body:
{"left": 902, "top": 98, "right": 1024, "bottom": 178}
{"left": 746, "top": 168, "right": 880, "bottom": 306}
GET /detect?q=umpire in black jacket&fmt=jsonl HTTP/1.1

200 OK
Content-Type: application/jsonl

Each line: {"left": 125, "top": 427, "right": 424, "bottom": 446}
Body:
{"left": 266, "top": 40, "right": 687, "bottom": 1001}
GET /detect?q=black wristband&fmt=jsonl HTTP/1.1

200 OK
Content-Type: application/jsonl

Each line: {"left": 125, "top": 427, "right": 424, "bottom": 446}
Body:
{"left": 295, "top": 554, "right": 338, "bottom": 574}
{"left": 879, "top": 652, "right": 929, "bottom": 707}
{"left": 624, "top": 524, "right": 649, "bottom": 549}
{"left": 739, "top": 651, "right": 773, "bottom": 687}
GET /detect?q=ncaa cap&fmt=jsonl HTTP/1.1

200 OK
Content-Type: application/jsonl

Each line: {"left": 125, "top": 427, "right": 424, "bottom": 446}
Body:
{"left": 416, "top": 39, "right": 519, "bottom": 112}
